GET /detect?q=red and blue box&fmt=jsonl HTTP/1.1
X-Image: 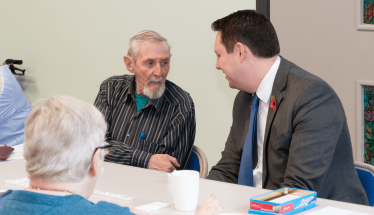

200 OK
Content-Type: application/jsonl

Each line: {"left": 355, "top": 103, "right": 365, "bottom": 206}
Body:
{"left": 248, "top": 187, "right": 317, "bottom": 214}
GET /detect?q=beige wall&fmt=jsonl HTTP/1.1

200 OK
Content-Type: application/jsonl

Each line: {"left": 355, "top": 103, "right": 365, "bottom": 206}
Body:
{"left": 0, "top": 0, "right": 256, "bottom": 169}
{"left": 271, "top": 0, "right": 374, "bottom": 161}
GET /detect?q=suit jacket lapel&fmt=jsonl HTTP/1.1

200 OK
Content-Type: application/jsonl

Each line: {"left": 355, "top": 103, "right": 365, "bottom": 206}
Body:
{"left": 262, "top": 56, "right": 290, "bottom": 186}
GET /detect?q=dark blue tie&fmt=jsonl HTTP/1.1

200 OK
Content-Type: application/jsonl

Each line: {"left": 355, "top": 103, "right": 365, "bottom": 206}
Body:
{"left": 238, "top": 94, "right": 259, "bottom": 186}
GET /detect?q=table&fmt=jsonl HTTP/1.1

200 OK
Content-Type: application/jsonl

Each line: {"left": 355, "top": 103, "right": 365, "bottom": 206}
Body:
{"left": 1, "top": 159, "right": 373, "bottom": 214}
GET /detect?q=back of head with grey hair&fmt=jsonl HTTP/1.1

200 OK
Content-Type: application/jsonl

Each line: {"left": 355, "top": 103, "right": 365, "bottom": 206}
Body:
{"left": 23, "top": 96, "right": 107, "bottom": 183}
{"left": 127, "top": 30, "right": 171, "bottom": 61}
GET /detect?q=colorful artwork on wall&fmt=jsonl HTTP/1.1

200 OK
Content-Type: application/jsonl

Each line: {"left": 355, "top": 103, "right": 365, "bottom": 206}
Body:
{"left": 364, "top": 86, "right": 374, "bottom": 165}
{"left": 364, "top": 0, "right": 374, "bottom": 24}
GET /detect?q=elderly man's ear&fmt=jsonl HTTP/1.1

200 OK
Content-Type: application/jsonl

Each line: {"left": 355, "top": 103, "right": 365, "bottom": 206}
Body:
{"left": 123, "top": 56, "right": 135, "bottom": 74}
{"left": 88, "top": 149, "right": 101, "bottom": 177}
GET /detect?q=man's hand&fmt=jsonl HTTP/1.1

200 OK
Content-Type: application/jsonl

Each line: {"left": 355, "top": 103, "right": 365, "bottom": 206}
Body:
{"left": 130, "top": 208, "right": 149, "bottom": 215}
{"left": 147, "top": 154, "right": 180, "bottom": 173}
{"left": 195, "top": 194, "right": 224, "bottom": 215}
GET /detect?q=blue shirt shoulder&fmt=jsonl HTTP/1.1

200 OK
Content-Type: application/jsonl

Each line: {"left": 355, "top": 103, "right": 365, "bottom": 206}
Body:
{"left": 0, "top": 65, "right": 31, "bottom": 146}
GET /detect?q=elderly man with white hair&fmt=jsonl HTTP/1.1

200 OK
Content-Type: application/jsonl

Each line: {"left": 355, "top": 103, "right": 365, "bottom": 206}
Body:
{"left": 94, "top": 30, "right": 196, "bottom": 173}
{"left": 0, "top": 96, "right": 223, "bottom": 215}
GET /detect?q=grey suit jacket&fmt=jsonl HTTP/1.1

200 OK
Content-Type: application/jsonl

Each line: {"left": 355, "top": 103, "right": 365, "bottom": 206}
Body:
{"left": 207, "top": 57, "right": 369, "bottom": 205}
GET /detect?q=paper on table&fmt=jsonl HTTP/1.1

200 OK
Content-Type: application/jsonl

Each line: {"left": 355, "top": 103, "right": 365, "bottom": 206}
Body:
{"left": 135, "top": 202, "right": 169, "bottom": 212}
{"left": 218, "top": 214, "right": 244, "bottom": 215}
{"left": 305, "top": 206, "right": 372, "bottom": 215}
{"left": 268, "top": 194, "right": 300, "bottom": 204}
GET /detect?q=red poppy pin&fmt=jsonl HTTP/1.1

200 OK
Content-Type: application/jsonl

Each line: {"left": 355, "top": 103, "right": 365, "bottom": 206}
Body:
{"left": 270, "top": 95, "right": 276, "bottom": 111}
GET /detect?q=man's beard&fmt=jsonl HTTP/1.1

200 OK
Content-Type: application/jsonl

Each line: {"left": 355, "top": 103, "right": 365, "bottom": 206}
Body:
{"left": 137, "top": 77, "right": 165, "bottom": 99}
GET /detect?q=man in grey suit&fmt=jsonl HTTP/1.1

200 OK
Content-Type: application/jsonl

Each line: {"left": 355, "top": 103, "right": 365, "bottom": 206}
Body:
{"left": 207, "top": 10, "right": 369, "bottom": 205}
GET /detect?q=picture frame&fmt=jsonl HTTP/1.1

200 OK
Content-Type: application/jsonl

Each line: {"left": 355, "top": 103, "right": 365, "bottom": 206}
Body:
{"left": 356, "top": 0, "right": 374, "bottom": 30}
{"left": 357, "top": 80, "right": 374, "bottom": 164}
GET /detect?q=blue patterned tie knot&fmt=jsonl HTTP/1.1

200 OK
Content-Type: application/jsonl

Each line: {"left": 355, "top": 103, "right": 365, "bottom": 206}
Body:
{"left": 251, "top": 94, "right": 260, "bottom": 108}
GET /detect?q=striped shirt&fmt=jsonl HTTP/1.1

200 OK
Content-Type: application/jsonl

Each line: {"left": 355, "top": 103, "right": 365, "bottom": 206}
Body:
{"left": 0, "top": 65, "right": 31, "bottom": 146}
{"left": 94, "top": 75, "right": 196, "bottom": 169}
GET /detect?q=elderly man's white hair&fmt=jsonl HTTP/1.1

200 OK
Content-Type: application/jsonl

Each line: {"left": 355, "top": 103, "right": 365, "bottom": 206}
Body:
{"left": 127, "top": 30, "right": 171, "bottom": 61}
{"left": 23, "top": 96, "right": 107, "bottom": 183}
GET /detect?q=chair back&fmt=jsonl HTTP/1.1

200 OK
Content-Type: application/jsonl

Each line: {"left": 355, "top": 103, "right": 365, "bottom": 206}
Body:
{"left": 188, "top": 145, "right": 208, "bottom": 178}
{"left": 354, "top": 161, "right": 374, "bottom": 206}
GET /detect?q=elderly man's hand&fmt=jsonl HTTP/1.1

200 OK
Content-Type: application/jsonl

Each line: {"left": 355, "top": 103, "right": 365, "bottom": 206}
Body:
{"left": 130, "top": 208, "right": 149, "bottom": 215}
{"left": 195, "top": 194, "right": 224, "bottom": 215}
{"left": 147, "top": 154, "right": 180, "bottom": 172}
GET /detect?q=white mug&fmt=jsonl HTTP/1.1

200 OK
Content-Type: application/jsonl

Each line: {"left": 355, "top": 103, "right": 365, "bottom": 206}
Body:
{"left": 170, "top": 170, "right": 200, "bottom": 212}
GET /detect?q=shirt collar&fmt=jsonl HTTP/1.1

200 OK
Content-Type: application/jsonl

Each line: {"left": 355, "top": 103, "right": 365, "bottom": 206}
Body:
{"left": 256, "top": 56, "right": 281, "bottom": 104}
{"left": 126, "top": 75, "right": 136, "bottom": 101}
{"left": 124, "top": 75, "right": 165, "bottom": 112}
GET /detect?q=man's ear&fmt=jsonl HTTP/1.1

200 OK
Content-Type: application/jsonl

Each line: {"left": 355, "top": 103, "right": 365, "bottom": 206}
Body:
{"left": 123, "top": 55, "right": 135, "bottom": 74}
{"left": 234, "top": 42, "right": 245, "bottom": 64}
{"left": 88, "top": 149, "right": 101, "bottom": 177}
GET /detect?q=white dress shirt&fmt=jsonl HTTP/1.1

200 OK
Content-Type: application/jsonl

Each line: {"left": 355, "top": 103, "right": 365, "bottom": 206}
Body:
{"left": 253, "top": 56, "right": 281, "bottom": 188}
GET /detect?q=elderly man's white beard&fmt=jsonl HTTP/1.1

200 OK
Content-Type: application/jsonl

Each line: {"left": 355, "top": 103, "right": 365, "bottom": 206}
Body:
{"left": 137, "top": 77, "right": 165, "bottom": 99}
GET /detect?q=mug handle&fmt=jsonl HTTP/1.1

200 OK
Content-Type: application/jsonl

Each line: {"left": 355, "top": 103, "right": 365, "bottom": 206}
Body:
{"left": 168, "top": 173, "right": 172, "bottom": 184}
{"left": 167, "top": 170, "right": 177, "bottom": 185}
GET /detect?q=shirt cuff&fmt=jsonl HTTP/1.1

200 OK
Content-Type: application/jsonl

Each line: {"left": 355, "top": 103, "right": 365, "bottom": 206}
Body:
{"left": 131, "top": 149, "right": 153, "bottom": 168}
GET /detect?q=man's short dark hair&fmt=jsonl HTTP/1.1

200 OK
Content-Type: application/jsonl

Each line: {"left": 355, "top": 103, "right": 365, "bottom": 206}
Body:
{"left": 212, "top": 10, "right": 280, "bottom": 58}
